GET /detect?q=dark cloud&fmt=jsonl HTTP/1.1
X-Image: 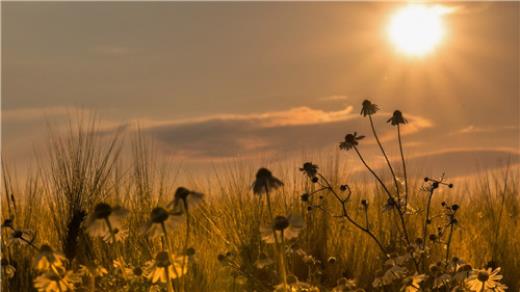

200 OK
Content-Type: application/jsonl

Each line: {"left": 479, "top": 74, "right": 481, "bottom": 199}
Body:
{"left": 140, "top": 106, "right": 431, "bottom": 160}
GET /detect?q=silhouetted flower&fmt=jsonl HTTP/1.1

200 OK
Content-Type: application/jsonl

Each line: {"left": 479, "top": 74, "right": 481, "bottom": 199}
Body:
{"left": 143, "top": 252, "right": 188, "bottom": 283}
{"left": 466, "top": 268, "right": 507, "bottom": 292}
{"left": 360, "top": 99, "right": 379, "bottom": 117}
{"left": 387, "top": 110, "right": 408, "bottom": 126}
{"left": 7, "top": 229, "right": 35, "bottom": 247}
{"left": 261, "top": 214, "right": 304, "bottom": 243}
{"left": 84, "top": 203, "right": 128, "bottom": 243}
{"left": 300, "top": 162, "right": 319, "bottom": 180}
{"left": 168, "top": 187, "right": 204, "bottom": 213}
{"left": 33, "top": 269, "right": 81, "bottom": 292}
{"left": 339, "top": 132, "right": 365, "bottom": 151}
{"left": 252, "top": 168, "right": 283, "bottom": 195}
{"left": 141, "top": 207, "right": 182, "bottom": 238}
{"left": 34, "top": 245, "right": 66, "bottom": 272}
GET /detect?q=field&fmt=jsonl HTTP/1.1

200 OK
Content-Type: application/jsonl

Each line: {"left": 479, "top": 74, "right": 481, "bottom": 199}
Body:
{"left": 1, "top": 119, "right": 518, "bottom": 292}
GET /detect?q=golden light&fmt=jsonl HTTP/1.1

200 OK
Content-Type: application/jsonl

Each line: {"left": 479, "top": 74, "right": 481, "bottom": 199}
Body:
{"left": 387, "top": 4, "right": 451, "bottom": 57}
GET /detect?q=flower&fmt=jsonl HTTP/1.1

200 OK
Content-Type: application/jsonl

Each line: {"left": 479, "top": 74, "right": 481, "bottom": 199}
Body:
{"left": 360, "top": 99, "right": 379, "bottom": 117}
{"left": 252, "top": 168, "right": 283, "bottom": 195}
{"left": 34, "top": 245, "right": 66, "bottom": 272}
{"left": 261, "top": 214, "right": 304, "bottom": 243}
{"left": 78, "top": 263, "right": 108, "bottom": 278}
{"left": 84, "top": 203, "right": 128, "bottom": 243}
{"left": 1, "top": 259, "right": 16, "bottom": 279}
{"left": 168, "top": 187, "right": 204, "bottom": 213}
{"left": 339, "top": 132, "right": 365, "bottom": 151}
{"left": 466, "top": 268, "right": 507, "bottom": 292}
{"left": 7, "top": 229, "right": 35, "bottom": 247}
{"left": 33, "top": 269, "right": 81, "bottom": 292}
{"left": 401, "top": 274, "right": 426, "bottom": 292}
{"left": 300, "top": 162, "right": 319, "bottom": 179}
{"left": 141, "top": 207, "right": 183, "bottom": 238}
{"left": 387, "top": 110, "right": 408, "bottom": 126}
{"left": 143, "top": 251, "right": 188, "bottom": 283}
{"left": 102, "top": 226, "right": 128, "bottom": 243}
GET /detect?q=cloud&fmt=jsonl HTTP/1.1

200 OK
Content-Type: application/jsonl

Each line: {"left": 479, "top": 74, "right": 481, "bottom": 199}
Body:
{"left": 405, "top": 148, "right": 520, "bottom": 177}
{"left": 318, "top": 95, "right": 349, "bottom": 102}
{"left": 454, "top": 125, "right": 519, "bottom": 135}
{"left": 2, "top": 106, "right": 76, "bottom": 123}
{"left": 137, "top": 106, "right": 432, "bottom": 160}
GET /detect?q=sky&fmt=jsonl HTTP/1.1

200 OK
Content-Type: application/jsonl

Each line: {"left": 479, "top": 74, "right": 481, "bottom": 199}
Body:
{"left": 2, "top": 2, "right": 519, "bottom": 178}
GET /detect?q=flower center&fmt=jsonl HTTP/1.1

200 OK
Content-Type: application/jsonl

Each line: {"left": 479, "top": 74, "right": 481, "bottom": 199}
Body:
{"left": 93, "top": 203, "right": 112, "bottom": 219}
{"left": 155, "top": 252, "right": 171, "bottom": 267}
{"left": 477, "top": 271, "right": 489, "bottom": 282}
{"left": 273, "top": 216, "right": 289, "bottom": 231}
{"left": 151, "top": 207, "right": 169, "bottom": 223}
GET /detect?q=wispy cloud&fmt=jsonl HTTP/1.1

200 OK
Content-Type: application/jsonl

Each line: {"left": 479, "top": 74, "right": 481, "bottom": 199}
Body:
{"left": 132, "top": 106, "right": 432, "bottom": 160}
{"left": 454, "top": 125, "right": 519, "bottom": 135}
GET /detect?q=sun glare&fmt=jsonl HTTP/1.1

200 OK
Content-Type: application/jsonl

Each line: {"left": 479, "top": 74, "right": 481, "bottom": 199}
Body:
{"left": 388, "top": 4, "right": 451, "bottom": 57}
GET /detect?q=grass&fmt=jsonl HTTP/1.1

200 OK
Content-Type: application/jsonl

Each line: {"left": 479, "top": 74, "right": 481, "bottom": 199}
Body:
{"left": 1, "top": 114, "right": 519, "bottom": 292}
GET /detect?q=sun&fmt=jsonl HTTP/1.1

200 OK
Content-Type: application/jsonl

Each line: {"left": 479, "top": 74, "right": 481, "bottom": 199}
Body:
{"left": 387, "top": 4, "right": 451, "bottom": 57}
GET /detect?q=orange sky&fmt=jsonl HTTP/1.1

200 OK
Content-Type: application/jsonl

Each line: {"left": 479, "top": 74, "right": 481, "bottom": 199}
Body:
{"left": 2, "top": 2, "right": 519, "bottom": 177}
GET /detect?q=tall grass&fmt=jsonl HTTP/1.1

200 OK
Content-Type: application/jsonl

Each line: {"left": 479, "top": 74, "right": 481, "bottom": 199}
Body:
{"left": 1, "top": 119, "right": 519, "bottom": 291}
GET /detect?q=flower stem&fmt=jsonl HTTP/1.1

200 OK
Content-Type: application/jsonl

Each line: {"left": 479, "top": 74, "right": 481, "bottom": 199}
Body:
{"left": 369, "top": 115, "right": 400, "bottom": 199}
{"left": 353, "top": 146, "right": 410, "bottom": 245}
{"left": 182, "top": 202, "right": 190, "bottom": 291}
{"left": 161, "top": 223, "right": 180, "bottom": 284}
{"left": 264, "top": 184, "right": 288, "bottom": 292}
{"left": 445, "top": 222, "right": 455, "bottom": 265}
{"left": 397, "top": 125, "right": 409, "bottom": 206}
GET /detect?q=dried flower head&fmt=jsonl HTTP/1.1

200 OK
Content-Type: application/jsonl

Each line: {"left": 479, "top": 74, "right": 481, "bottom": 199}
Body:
{"left": 360, "top": 99, "right": 379, "bottom": 117}
{"left": 168, "top": 187, "right": 205, "bottom": 213}
{"left": 387, "top": 110, "right": 408, "bottom": 126}
{"left": 84, "top": 203, "right": 128, "bottom": 243}
{"left": 261, "top": 214, "right": 304, "bottom": 243}
{"left": 300, "top": 162, "right": 319, "bottom": 180}
{"left": 339, "top": 132, "right": 365, "bottom": 151}
{"left": 252, "top": 168, "right": 284, "bottom": 195}
{"left": 141, "top": 207, "right": 182, "bottom": 238}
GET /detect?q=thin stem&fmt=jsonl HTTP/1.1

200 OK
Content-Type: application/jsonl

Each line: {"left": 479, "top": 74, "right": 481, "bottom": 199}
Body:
{"left": 353, "top": 146, "right": 411, "bottom": 245}
{"left": 369, "top": 115, "right": 400, "bottom": 198}
{"left": 161, "top": 222, "right": 180, "bottom": 281}
{"left": 264, "top": 184, "right": 288, "bottom": 291}
{"left": 317, "top": 174, "right": 387, "bottom": 255}
{"left": 165, "top": 266, "right": 175, "bottom": 292}
{"left": 422, "top": 188, "right": 435, "bottom": 270}
{"left": 182, "top": 202, "right": 190, "bottom": 292}
{"left": 445, "top": 222, "right": 455, "bottom": 265}
{"left": 397, "top": 125, "right": 409, "bottom": 206}
{"left": 104, "top": 218, "right": 117, "bottom": 244}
